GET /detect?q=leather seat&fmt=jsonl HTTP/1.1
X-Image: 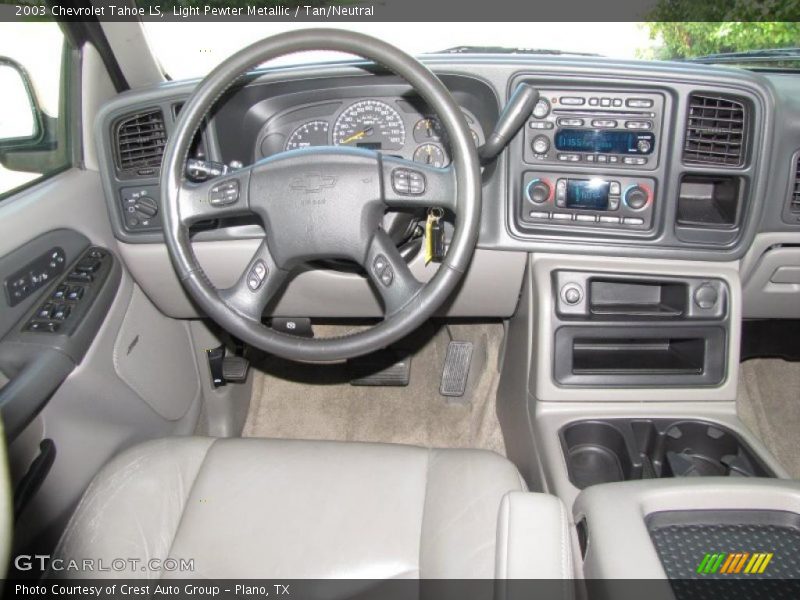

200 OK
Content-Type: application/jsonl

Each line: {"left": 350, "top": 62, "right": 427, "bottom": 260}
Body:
{"left": 53, "top": 438, "right": 573, "bottom": 579}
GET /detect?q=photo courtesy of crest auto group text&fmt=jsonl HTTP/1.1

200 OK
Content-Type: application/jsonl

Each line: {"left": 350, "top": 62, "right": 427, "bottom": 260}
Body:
{"left": 1, "top": 1, "right": 800, "bottom": 599}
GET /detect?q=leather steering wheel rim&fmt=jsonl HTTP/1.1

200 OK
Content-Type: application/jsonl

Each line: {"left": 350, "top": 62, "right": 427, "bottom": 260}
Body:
{"left": 160, "top": 29, "right": 481, "bottom": 362}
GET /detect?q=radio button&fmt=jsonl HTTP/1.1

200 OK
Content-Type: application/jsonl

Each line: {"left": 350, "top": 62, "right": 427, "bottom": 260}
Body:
{"left": 613, "top": 98, "right": 623, "bottom": 107}
{"left": 609, "top": 156, "right": 619, "bottom": 163}
{"left": 529, "top": 211, "right": 550, "bottom": 219}
{"left": 532, "top": 98, "right": 551, "bottom": 119}
{"left": 624, "top": 217, "right": 645, "bottom": 225}
{"left": 585, "top": 155, "right": 595, "bottom": 162}
{"left": 532, "top": 135, "right": 551, "bottom": 155}
{"left": 589, "top": 97, "right": 599, "bottom": 106}
{"left": 637, "top": 139, "right": 652, "bottom": 153}
{"left": 592, "top": 119, "right": 617, "bottom": 128}
{"left": 597, "top": 155, "right": 608, "bottom": 163}
{"left": 557, "top": 153, "right": 581, "bottom": 162}
{"left": 558, "top": 118, "right": 584, "bottom": 127}
{"left": 560, "top": 97, "right": 585, "bottom": 106}
{"left": 625, "top": 121, "right": 652, "bottom": 129}
{"left": 552, "top": 213, "right": 573, "bottom": 221}
{"left": 600, "top": 98, "right": 611, "bottom": 107}
{"left": 529, "top": 121, "right": 554, "bottom": 129}
{"left": 576, "top": 214, "right": 596, "bottom": 222}
{"left": 623, "top": 157, "right": 647, "bottom": 165}
{"left": 608, "top": 197, "right": 620, "bottom": 210}
{"left": 609, "top": 182, "right": 621, "bottom": 196}
{"left": 599, "top": 215, "right": 621, "bottom": 224}
{"left": 627, "top": 98, "right": 654, "bottom": 108}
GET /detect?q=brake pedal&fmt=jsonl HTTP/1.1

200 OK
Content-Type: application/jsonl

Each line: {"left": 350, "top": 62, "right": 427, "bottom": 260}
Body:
{"left": 440, "top": 341, "right": 473, "bottom": 397}
{"left": 349, "top": 350, "right": 411, "bottom": 386}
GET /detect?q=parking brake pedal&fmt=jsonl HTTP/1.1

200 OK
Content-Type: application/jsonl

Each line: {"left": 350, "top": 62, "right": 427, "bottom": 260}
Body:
{"left": 222, "top": 356, "right": 250, "bottom": 383}
{"left": 440, "top": 341, "right": 473, "bottom": 397}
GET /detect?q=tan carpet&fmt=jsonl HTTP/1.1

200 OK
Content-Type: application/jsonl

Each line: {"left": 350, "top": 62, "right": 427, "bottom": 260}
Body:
{"left": 737, "top": 358, "right": 800, "bottom": 478}
{"left": 243, "top": 322, "right": 506, "bottom": 455}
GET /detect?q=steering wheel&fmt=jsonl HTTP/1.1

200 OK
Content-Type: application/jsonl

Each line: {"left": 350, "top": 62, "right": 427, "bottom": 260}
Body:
{"left": 160, "top": 29, "right": 481, "bottom": 362}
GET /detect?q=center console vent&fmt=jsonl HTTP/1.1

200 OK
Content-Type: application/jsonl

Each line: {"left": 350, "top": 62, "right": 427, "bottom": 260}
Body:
{"left": 113, "top": 108, "right": 167, "bottom": 177}
{"left": 683, "top": 94, "right": 746, "bottom": 167}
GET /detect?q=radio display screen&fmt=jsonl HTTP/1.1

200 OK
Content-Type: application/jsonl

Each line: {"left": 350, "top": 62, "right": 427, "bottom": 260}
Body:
{"left": 555, "top": 129, "right": 654, "bottom": 155}
{"left": 566, "top": 179, "right": 610, "bottom": 210}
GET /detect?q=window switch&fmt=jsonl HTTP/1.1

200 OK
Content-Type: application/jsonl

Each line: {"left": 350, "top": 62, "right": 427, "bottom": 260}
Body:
{"left": 75, "top": 258, "right": 101, "bottom": 273}
{"left": 52, "top": 284, "right": 68, "bottom": 300}
{"left": 52, "top": 305, "right": 70, "bottom": 321}
{"left": 67, "top": 271, "right": 93, "bottom": 283}
{"left": 36, "top": 304, "right": 54, "bottom": 319}
{"left": 66, "top": 286, "right": 84, "bottom": 302}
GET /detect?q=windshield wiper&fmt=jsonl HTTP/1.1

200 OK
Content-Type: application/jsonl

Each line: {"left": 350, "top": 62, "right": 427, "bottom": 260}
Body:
{"left": 434, "top": 46, "right": 601, "bottom": 57}
{"left": 685, "top": 48, "right": 800, "bottom": 64}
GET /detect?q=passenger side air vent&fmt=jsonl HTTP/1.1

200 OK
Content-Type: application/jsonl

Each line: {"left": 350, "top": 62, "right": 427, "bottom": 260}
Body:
{"left": 789, "top": 153, "right": 800, "bottom": 221}
{"left": 114, "top": 109, "right": 167, "bottom": 176}
{"left": 683, "top": 94, "right": 746, "bottom": 167}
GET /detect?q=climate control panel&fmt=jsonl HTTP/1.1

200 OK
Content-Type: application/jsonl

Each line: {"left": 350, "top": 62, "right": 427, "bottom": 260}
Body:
{"left": 519, "top": 171, "right": 655, "bottom": 230}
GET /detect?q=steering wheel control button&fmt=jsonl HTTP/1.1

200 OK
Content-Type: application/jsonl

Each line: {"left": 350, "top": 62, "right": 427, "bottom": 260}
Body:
{"left": 246, "top": 260, "right": 268, "bottom": 291}
{"left": 694, "top": 283, "right": 719, "bottom": 309}
{"left": 209, "top": 179, "right": 240, "bottom": 206}
{"left": 372, "top": 254, "right": 394, "bottom": 286}
{"left": 392, "top": 168, "right": 426, "bottom": 196}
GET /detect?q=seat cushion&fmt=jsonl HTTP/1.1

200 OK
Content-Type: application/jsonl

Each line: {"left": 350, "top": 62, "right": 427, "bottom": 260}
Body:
{"left": 52, "top": 437, "right": 571, "bottom": 579}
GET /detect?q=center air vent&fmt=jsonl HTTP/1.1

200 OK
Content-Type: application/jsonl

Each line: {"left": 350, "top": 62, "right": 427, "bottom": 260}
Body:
{"left": 683, "top": 94, "right": 746, "bottom": 167}
{"left": 114, "top": 109, "right": 166, "bottom": 175}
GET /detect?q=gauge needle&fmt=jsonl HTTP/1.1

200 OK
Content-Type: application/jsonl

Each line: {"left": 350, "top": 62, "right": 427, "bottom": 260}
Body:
{"left": 340, "top": 127, "right": 374, "bottom": 144}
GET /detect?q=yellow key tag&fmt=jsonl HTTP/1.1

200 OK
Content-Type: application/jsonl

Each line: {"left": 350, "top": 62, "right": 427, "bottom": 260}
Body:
{"left": 424, "top": 208, "right": 443, "bottom": 266}
{"left": 424, "top": 213, "right": 435, "bottom": 265}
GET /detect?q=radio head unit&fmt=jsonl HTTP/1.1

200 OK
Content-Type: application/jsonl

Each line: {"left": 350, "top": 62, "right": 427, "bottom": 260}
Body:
{"left": 524, "top": 90, "right": 664, "bottom": 169}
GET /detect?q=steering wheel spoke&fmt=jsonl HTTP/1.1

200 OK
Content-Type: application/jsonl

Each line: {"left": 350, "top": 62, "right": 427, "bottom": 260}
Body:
{"left": 219, "top": 240, "right": 289, "bottom": 321}
{"left": 381, "top": 156, "right": 457, "bottom": 213}
{"left": 365, "top": 229, "right": 423, "bottom": 316}
{"left": 178, "top": 168, "right": 253, "bottom": 225}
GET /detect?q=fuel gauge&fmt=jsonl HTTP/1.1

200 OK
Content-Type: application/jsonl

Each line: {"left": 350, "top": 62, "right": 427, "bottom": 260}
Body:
{"left": 413, "top": 144, "right": 447, "bottom": 168}
{"left": 413, "top": 117, "right": 445, "bottom": 143}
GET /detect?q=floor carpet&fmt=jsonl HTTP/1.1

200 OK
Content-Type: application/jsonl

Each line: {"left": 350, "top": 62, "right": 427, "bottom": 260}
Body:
{"left": 737, "top": 358, "right": 800, "bottom": 478}
{"left": 243, "top": 322, "right": 507, "bottom": 455}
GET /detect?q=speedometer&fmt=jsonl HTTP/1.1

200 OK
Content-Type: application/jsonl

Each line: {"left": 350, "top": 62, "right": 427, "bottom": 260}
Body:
{"left": 333, "top": 100, "right": 406, "bottom": 151}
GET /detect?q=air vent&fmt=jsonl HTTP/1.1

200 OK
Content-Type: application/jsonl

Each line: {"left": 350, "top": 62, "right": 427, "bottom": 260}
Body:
{"left": 790, "top": 154, "right": 800, "bottom": 215}
{"left": 114, "top": 109, "right": 166, "bottom": 174}
{"left": 683, "top": 94, "right": 746, "bottom": 167}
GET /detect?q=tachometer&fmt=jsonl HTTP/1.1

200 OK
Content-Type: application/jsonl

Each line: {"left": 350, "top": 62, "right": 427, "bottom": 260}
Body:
{"left": 333, "top": 100, "right": 405, "bottom": 150}
{"left": 285, "top": 120, "right": 329, "bottom": 151}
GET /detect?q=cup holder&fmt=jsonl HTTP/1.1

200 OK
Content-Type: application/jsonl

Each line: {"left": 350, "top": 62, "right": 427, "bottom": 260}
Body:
{"left": 560, "top": 418, "right": 773, "bottom": 489}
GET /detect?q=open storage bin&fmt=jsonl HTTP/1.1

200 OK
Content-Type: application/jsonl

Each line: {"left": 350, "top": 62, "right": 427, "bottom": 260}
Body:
{"left": 561, "top": 418, "right": 774, "bottom": 490}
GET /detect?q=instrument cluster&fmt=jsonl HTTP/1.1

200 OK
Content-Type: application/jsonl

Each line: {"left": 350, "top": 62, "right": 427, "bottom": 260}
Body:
{"left": 256, "top": 97, "right": 483, "bottom": 168}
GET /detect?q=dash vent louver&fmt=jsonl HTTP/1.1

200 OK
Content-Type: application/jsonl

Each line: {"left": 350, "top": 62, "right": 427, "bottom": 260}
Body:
{"left": 683, "top": 94, "right": 746, "bottom": 167}
{"left": 114, "top": 109, "right": 167, "bottom": 172}
{"left": 790, "top": 154, "right": 800, "bottom": 215}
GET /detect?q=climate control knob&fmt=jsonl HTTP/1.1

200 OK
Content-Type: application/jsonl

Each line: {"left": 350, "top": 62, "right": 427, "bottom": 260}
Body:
{"left": 532, "top": 98, "right": 551, "bottom": 119}
{"left": 526, "top": 178, "right": 551, "bottom": 204}
{"left": 531, "top": 135, "right": 550, "bottom": 155}
{"left": 623, "top": 185, "right": 649, "bottom": 210}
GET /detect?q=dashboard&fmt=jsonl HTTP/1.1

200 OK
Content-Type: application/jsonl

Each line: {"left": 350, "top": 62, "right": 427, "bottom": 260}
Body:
{"left": 92, "top": 56, "right": 800, "bottom": 320}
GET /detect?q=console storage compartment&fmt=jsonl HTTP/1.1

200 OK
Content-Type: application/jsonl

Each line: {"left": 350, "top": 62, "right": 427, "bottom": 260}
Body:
{"left": 561, "top": 418, "right": 774, "bottom": 490}
{"left": 555, "top": 325, "right": 726, "bottom": 386}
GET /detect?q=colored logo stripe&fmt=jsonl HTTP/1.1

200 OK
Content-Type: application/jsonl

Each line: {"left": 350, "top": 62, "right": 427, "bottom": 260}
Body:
{"left": 697, "top": 552, "right": 773, "bottom": 574}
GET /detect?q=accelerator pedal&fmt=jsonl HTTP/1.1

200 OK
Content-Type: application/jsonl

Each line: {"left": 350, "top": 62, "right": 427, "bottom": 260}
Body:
{"left": 440, "top": 341, "right": 473, "bottom": 397}
{"left": 349, "top": 350, "right": 411, "bottom": 386}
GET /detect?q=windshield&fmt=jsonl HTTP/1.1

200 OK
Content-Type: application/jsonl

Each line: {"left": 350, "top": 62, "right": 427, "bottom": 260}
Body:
{"left": 142, "top": 22, "right": 800, "bottom": 79}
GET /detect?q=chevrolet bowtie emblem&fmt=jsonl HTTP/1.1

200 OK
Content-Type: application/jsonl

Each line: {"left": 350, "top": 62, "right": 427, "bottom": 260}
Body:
{"left": 289, "top": 173, "right": 337, "bottom": 193}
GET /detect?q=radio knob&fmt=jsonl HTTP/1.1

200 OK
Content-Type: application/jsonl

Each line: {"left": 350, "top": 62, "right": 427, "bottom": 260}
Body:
{"left": 531, "top": 135, "right": 550, "bottom": 155}
{"left": 526, "top": 179, "right": 551, "bottom": 204}
{"left": 624, "top": 185, "right": 648, "bottom": 210}
{"left": 637, "top": 139, "right": 652, "bottom": 153}
{"left": 532, "top": 98, "right": 551, "bottom": 119}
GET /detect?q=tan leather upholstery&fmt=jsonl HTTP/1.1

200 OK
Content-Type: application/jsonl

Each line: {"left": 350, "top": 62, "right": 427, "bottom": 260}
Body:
{"left": 53, "top": 437, "right": 573, "bottom": 579}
